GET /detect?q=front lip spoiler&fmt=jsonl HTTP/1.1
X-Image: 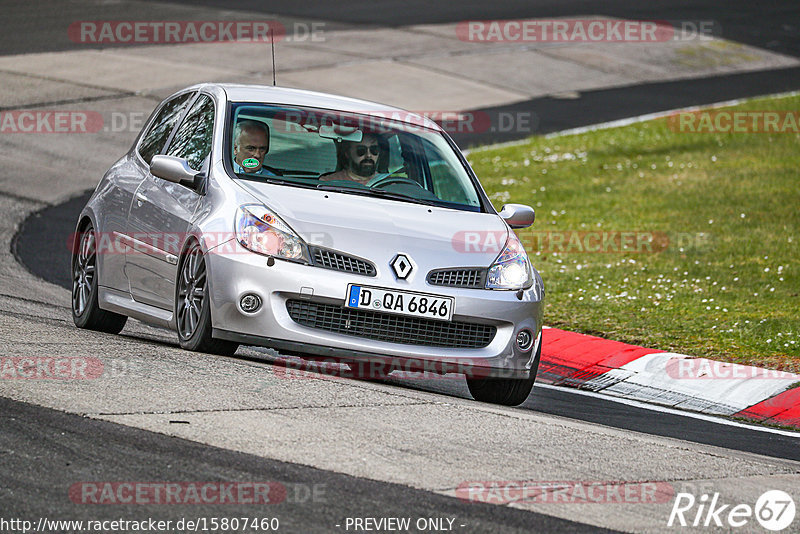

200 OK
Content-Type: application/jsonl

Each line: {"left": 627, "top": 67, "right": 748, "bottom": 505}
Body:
{"left": 212, "top": 328, "right": 531, "bottom": 379}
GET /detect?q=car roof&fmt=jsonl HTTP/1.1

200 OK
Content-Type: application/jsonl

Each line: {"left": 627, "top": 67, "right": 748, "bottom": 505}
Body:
{"left": 188, "top": 83, "right": 442, "bottom": 132}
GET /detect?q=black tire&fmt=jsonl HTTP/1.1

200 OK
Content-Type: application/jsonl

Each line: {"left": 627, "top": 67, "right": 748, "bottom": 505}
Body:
{"left": 71, "top": 224, "right": 128, "bottom": 334}
{"left": 466, "top": 341, "right": 541, "bottom": 406}
{"left": 175, "top": 240, "right": 239, "bottom": 356}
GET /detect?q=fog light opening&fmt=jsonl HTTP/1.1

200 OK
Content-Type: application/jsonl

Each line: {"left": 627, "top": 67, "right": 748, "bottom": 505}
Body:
{"left": 516, "top": 329, "right": 534, "bottom": 352}
{"left": 240, "top": 293, "right": 262, "bottom": 313}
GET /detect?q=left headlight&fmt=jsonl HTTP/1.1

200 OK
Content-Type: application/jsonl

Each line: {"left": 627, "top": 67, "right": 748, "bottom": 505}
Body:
{"left": 235, "top": 204, "right": 310, "bottom": 263}
{"left": 486, "top": 232, "right": 533, "bottom": 290}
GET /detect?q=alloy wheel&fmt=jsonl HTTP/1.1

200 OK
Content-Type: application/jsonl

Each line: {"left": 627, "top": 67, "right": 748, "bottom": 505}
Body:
{"left": 177, "top": 243, "right": 207, "bottom": 339}
{"left": 72, "top": 230, "right": 96, "bottom": 316}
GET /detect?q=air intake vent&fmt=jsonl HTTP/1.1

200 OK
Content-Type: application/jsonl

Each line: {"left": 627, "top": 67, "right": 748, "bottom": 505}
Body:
{"left": 310, "top": 247, "right": 376, "bottom": 277}
{"left": 286, "top": 300, "right": 496, "bottom": 348}
{"left": 427, "top": 268, "right": 487, "bottom": 289}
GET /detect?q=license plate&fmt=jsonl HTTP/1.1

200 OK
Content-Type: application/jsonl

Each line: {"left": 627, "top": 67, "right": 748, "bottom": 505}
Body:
{"left": 345, "top": 284, "right": 454, "bottom": 321}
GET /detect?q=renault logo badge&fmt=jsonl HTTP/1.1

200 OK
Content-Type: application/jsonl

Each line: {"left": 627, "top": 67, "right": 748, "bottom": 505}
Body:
{"left": 391, "top": 254, "right": 413, "bottom": 279}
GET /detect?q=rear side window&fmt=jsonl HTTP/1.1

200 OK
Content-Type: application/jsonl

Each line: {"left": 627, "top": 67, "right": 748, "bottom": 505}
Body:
{"left": 137, "top": 92, "right": 194, "bottom": 164}
{"left": 166, "top": 94, "right": 215, "bottom": 171}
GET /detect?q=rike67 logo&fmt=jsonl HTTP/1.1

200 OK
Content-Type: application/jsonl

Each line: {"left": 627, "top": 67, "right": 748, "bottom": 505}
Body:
{"left": 668, "top": 490, "right": 795, "bottom": 531}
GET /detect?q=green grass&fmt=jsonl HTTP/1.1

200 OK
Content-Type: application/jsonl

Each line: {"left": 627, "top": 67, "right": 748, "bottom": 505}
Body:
{"left": 469, "top": 94, "right": 800, "bottom": 372}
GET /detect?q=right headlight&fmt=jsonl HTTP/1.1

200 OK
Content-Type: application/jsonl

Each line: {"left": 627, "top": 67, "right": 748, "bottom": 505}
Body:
{"left": 486, "top": 232, "right": 533, "bottom": 290}
{"left": 235, "top": 204, "right": 310, "bottom": 263}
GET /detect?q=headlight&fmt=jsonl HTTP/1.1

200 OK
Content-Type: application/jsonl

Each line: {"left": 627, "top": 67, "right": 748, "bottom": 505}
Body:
{"left": 235, "top": 204, "right": 310, "bottom": 263}
{"left": 486, "top": 233, "right": 533, "bottom": 290}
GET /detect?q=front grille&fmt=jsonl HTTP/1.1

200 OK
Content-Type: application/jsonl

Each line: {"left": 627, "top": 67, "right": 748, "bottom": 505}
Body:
{"left": 310, "top": 247, "right": 376, "bottom": 277}
{"left": 286, "top": 300, "right": 496, "bottom": 348}
{"left": 427, "top": 268, "right": 487, "bottom": 289}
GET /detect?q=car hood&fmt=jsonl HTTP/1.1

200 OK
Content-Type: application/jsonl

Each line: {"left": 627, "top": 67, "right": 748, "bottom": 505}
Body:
{"left": 236, "top": 181, "right": 509, "bottom": 270}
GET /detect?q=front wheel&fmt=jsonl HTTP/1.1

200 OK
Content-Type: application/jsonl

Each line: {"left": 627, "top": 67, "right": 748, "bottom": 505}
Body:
{"left": 71, "top": 224, "right": 127, "bottom": 333}
{"left": 175, "top": 241, "right": 239, "bottom": 356}
{"left": 466, "top": 342, "right": 540, "bottom": 406}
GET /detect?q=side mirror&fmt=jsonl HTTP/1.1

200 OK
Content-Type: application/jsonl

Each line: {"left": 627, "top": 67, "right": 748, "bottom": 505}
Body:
{"left": 150, "top": 155, "right": 199, "bottom": 186}
{"left": 499, "top": 203, "right": 535, "bottom": 229}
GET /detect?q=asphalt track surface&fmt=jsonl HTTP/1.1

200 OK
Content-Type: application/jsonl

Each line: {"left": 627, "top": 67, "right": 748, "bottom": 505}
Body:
{"left": 1, "top": 397, "right": 610, "bottom": 533}
{"left": 5, "top": 1, "right": 800, "bottom": 532}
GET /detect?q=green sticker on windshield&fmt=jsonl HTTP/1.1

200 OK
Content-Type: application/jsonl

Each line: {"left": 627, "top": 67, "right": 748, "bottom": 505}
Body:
{"left": 242, "top": 158, "right": 260, "bottom": 169}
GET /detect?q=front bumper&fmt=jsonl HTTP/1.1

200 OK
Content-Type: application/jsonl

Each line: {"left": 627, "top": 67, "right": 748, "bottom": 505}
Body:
{"left": 206, "top": 241, "right": 544, "bottom": 378}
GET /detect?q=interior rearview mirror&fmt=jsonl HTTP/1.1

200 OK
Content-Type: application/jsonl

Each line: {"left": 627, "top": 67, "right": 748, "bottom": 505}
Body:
{"left": 319, "top": 124, "right": 363, "bottom": 142}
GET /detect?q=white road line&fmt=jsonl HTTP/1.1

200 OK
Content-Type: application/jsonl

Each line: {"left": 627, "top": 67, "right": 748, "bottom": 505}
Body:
{"left": 536, "top": 383, "right": 800, "bottom": 438}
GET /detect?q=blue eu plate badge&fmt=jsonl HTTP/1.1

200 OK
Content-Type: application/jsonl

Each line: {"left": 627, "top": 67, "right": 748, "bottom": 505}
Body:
{"left": 348, "top": 285, "right": 362, "bottom": 307}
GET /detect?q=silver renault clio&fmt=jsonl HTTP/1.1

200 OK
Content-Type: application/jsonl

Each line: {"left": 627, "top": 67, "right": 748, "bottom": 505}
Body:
{"left": 72, "top": 83, "right": 544, "bottom": 405}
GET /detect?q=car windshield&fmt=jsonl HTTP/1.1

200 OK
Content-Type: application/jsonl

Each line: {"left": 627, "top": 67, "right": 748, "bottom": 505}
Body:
{"left": 227, "top": 103, "right": 484, "bottom": 211}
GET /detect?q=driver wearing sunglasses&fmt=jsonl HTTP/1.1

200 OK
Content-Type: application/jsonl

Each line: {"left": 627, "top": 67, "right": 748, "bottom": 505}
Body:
{"left": 320, "top": 133, "right": 382, "bottom": 185}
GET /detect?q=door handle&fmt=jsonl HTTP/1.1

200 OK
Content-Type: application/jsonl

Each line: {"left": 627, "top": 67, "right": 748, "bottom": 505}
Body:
{"left": 135, "top": 192, "right": 148, "bottom": 205}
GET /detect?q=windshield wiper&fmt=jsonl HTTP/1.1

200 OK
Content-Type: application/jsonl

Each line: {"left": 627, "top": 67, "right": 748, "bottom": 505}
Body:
{"left": 236, "top": 174, "right": 317, "bottom": 189}
{"left": 316, "top": 184, "right": 438, "bottom": 206}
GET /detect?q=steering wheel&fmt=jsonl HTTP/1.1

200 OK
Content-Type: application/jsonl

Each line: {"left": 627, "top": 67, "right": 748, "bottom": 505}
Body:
{"left": 368, "top": 173, "right": 423, "bottom": 189}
